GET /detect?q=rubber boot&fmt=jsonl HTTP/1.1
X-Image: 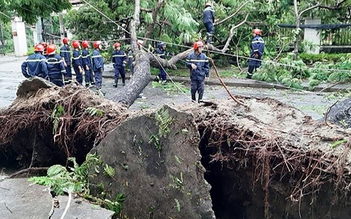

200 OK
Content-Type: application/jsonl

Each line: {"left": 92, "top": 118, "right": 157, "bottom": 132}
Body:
{"left": 113, "top": 78, "right": 118, "bottom": 87}
{"left": 198, "top": 93, "right": 203, "bottom": 103}
{"left": 206, "top": 33, "right": 213, "bottom": 44}
{"left": 122, "top": 77, "right": 125, "bottom": 86}
{"left": 191, "top": 91, "right": 196, "bottom": 102}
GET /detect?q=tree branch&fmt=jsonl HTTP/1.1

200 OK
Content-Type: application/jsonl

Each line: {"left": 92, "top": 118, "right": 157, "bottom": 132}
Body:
{"left": 299, "top": 3, "right": 321, "bottom": 17}
{"left": 144, "top": 0, "right": 165, "bottom": 44}
{"left": 221, "top": 13, "right": 249, "bottom": 53}
{"left": 214, "top": 2, "right": 249, "bottom": 26}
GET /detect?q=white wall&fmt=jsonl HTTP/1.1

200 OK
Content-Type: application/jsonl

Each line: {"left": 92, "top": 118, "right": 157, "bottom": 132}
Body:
{"left": 11, "top": 17, "right": 28, "bottom": 56}
{"left": 304, "top": 17, "right": 321, "bottom": 54}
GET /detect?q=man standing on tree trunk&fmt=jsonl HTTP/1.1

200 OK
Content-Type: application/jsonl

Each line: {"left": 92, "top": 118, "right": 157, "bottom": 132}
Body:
{"left": 186, "top": 41, "right": 210, "bottom": 103}
{"left": 247, "top": 28, "right": 264, "bottom": 79}
{"left": 203, "top": 2, "right": 215, "bottom": 44}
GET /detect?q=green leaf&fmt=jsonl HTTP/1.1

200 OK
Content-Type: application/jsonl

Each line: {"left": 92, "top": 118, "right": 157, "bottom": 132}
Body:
{"left": 331, "top": 139, "right": 347, "bottom": 149}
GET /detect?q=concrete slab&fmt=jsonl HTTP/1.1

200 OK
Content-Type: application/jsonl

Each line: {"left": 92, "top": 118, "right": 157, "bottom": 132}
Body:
{"left": 51, "top": 195, "right": 114, "bottom": 219}
{"left": 0, "top": 178, "right": 53, "bottom": 219}
{"left": 0, "top": 178, "right": 114, "bottom": 219}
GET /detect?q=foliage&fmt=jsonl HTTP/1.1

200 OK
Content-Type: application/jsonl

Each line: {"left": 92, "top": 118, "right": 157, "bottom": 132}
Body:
{"left": 300, "top": 53, "right": 351, "bottom": 64}
{"left": 85, "top": 107, "right": 104, "bottom": 117}
{"left": 148, "top": 108, "right": 174, "bottom": 152}
{"left": 253, "top": 54, "right": 307, "bottom": 89}
{"left": 151, "top": 81, "right": 189, "bottom": 95}
{"left": 155, "top": 108, "right": 173, "bottom": 138}
{"left": 51, "top": 104, "right": 65, "bottom": 134}
{"left": 29, "top": 153, "right": 125, "bottom": 214}
{"left": 1, "top": 0, "right": 72, "bottom": 24}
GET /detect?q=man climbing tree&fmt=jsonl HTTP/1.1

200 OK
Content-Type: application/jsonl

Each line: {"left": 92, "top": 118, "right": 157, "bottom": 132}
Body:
{"left": 203, "top": 2, "right": 215, "bottom": 44}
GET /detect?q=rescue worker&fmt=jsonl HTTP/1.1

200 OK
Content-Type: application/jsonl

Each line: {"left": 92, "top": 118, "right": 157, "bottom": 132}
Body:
{"left": 155, "top": 42, "right": 167, "bottom": 83}
{"left": 112, "top": 42, "right": 127, "bottom": 87}
{"left": 41, "top": 42, "right": 48, "bottom": 57}
{"left": 127, "top": 47, "right": 134, "bottom": 75}
{"left": 71, "top": 40, "right": 83, "bottom": 84}
{"left": 92, "top": 41, "right": 104, "bottom": 89}
{"left": 185, "top": 41, "right": 210, "bottom": 103}
{"left": 46, "top": 44, "right": 66, "bottom": 87}
{"left": 81, "top": 40, "right": 94, "bottom": 87}
{"left": 21, "top": 44, "right": 48, "bottom": 79}
{"left": 203, "top": 2, "right": 215, "bottom": 44}
{"left": 247, "top": 28, "right": 265, "bottom": 79}
{"left": 60, "top": 37, "right": 72, "bottom": 84}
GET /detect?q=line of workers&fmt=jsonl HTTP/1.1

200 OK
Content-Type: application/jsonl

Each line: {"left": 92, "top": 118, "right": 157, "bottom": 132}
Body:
{"left": 21, "top": 38, "right": 104, "bottom": 89}
{"left": 21, "top": 38, "right": 171, "bottom": 89}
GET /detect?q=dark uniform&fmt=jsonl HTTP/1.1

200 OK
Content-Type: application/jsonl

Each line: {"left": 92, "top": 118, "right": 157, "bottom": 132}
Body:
{"left": 155, "top": 42, "right": 167, "bottom": 82}
{"left": 92, "top": 48, "right": 104, "bottom": 89}
{"left": 82, "top": 47, "right": 94, "bottom": 86}
{"left": 47, "top": 54, "right": 66, "bottom": 87}
{"left": 186, "top": 46, "right": 210, "bottom": 103}
{"left": 203, "top": 3, "right": 215, "bottom": 44}
{"left": 72, "top": 49, "right": 83, "bottom": 84}
{"left": 112, "top": 48, "right": 127, "bottom": 87}
{"left": 21, "top": 52, "right": 48, "bottom": 79}
{"left": 60, "top": 44, "right": 72, "bottom": 84}
{"left": 247, "top": 34, "right": 265, "bottom": 79}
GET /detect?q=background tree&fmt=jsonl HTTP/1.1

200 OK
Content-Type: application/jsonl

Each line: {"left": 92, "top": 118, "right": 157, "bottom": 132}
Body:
{"left": 0, "top": 0, "right": 72, "bottom": 24}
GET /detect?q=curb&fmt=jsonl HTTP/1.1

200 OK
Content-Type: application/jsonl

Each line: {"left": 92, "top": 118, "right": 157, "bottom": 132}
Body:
{"left": 101, "top": 70, "right": 350, "bottom": 93}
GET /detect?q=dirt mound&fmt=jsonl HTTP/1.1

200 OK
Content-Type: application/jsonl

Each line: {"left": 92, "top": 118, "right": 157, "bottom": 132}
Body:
{"left": 1, "top": 78, "right": 351, "bottom": 218}
{"left": 175, "top": 98, "right": 351, "bottom": 218}
{"left": 0, "top": 77, "right": 128, "bottom": 167}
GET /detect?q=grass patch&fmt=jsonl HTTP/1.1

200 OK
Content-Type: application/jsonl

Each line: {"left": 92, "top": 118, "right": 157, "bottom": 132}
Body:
{"left": 151, "top": 81, "right": 189, "bottom": 95}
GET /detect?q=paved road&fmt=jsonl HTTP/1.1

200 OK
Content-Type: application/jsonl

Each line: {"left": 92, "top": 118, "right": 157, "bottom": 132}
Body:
{"left": 0, "top": 54, "right": 348, "bottom": 120}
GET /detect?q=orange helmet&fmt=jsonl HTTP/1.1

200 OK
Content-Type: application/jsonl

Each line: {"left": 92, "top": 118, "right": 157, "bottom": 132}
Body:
{"left": 62, "top": 37, "right": 69, "bottom": 44}
{"left": 114, "top": 42, "right": 121, "bottom": 48}
{"left": 72, "top": 40, "right": 80, "bottom": 49}
{"left": 94, "top": 41, "right": 102, "bottom": 49}
{"left": 46, "top": 44, "right": 56, "bottom": 55}
{"left": 34, "top": 44, "right": 45, "bottom": 52}
{"left": 193, "top": 41, "right": 204, "bottom": 50}
{"left": 253, "top": 29, "right": 262, "bottom": 35}
{"left": 82, "top": 40, "right": 89, "bottom": 48}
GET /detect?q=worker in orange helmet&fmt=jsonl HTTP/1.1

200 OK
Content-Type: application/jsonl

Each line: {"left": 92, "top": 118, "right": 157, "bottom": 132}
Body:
{"left": 71, "top": 40, "right": 83, "bottom": 84}
{"left": 112, "top": 42, "right": 127, "bottom": 87}
{"left": 185, "top": 41, "right": 210, "bottom": 103}
{"left": 21, "top": 44, "right": 48, "bottom": 79}
{"left": 247, "top": 28, "right": 265, "bottom": 79}
{"left": 91, "top": 41, "right": 104, "bottom": 89}
{"left": 81, "top": 40, "right": 94, "bottom": 87}
{"left": 60, "top": 37, "right": 72, "bottom": 84}
{"left": 46, "top": 44, "right": 66, "bottom": 87}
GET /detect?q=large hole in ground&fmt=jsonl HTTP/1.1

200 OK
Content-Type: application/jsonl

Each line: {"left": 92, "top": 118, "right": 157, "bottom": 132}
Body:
{"left": 198, "top": 127, "right": 265, "bottom": 219}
